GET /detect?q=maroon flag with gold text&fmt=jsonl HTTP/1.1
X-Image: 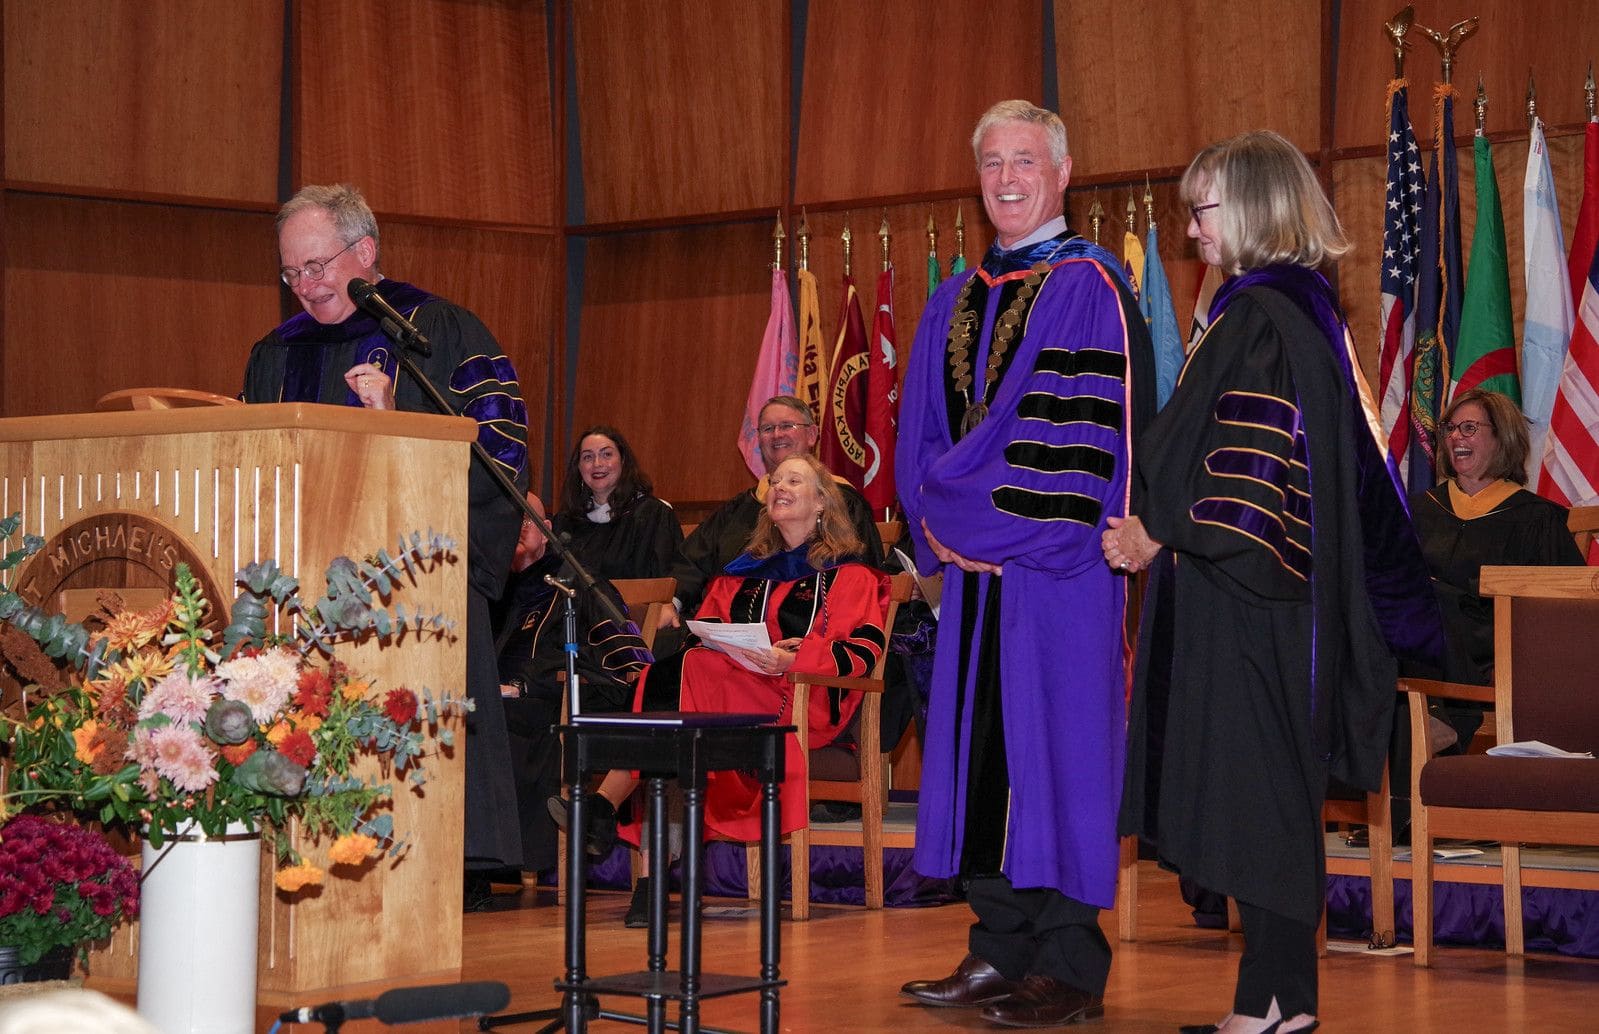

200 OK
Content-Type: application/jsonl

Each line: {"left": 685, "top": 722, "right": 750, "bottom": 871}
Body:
{"left": 821, "top": 274, "right": 870, "bottom": 491}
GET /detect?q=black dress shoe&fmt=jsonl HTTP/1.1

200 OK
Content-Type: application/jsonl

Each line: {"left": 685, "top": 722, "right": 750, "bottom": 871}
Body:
{"left": 624, "top": 877, "right": 652, "bottom": 929}
{"left": 900, "top": 953, "right": 1018, "bottom": 1008}
{"left": 547, "top": 794, "right": 619, "bottom": 856}
{"left": 979, "top": 975, "right": 1103, "bottom": 1028}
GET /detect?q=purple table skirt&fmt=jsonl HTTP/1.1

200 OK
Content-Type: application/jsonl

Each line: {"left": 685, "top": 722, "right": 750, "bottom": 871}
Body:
{"left": 1328, "top": 874, "right": 1599, "bottom": 958}
{"left": 542, "top": 842, "right": 956, "bottom": 908}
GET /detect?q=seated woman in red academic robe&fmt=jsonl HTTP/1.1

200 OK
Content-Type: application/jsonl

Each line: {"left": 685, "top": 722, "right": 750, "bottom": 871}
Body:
{"left": 549, "top": 453, "right": 889, "bottom": 921}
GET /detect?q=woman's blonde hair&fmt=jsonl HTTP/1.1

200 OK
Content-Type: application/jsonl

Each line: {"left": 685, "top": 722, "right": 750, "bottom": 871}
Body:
{"left": 1180, "top": 130, "right": 1349, "bottom": 275}
{"left": 745, "top": 453, "right": 863, "bottom": 568}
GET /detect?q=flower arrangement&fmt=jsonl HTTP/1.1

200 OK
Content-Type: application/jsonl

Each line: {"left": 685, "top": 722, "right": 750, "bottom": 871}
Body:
{"left": 0, "top": 813, "right": 140, "bottom": 966}
{"left": 0, "top": 511, "right": 470, "bottom": 893}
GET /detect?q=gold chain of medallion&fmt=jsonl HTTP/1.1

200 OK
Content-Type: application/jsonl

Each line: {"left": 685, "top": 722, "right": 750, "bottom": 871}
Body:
{"left": 946, "top": 261, "right": 1049, "bottom": 434}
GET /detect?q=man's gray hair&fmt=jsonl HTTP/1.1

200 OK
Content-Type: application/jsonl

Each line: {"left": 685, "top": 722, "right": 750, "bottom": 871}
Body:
{"left": 277, "top": 183, "right": 381, "bottom": 268}
{"left": 970, "top": 100, "right": 1068, "bottom": 167}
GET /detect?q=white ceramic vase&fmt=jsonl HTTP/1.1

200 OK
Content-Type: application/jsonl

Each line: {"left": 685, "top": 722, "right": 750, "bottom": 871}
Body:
{"left": 136, "top": 821, "right": 261, "bottom": 1034}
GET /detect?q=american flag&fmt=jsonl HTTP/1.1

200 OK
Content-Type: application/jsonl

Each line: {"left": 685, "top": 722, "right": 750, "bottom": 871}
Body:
{"left": 1537, "top": 244, "right": 1599, "bottom": 509}
{"left": 1377, "top": 82, "right": 1424, "bottom": 480}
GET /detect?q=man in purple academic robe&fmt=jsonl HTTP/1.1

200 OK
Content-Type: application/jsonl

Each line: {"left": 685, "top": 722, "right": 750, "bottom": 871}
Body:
{"left": 896, "top": 100, "right": 1155, "bottom": 1028}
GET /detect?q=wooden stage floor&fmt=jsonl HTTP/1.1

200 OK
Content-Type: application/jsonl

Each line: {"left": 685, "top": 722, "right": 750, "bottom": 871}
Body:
{"left": 296, "top": 859, "right": 1599, "bottom": 1032}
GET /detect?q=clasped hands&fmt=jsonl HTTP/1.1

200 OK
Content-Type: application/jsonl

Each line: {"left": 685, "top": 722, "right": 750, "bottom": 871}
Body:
{"left": 921, "top": 519, "right": 1002, "bottom": 575}
{"left": 1101, "top": 515, "right": 1160, "bottom": 574}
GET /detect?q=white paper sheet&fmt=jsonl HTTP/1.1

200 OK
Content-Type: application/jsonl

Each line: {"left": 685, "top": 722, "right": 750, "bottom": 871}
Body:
{"left": 685, "top": 620, "right": 773, "bottom": 673}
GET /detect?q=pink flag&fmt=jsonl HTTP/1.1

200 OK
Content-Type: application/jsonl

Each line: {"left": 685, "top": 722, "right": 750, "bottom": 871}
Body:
{"left": 862, "top": 265, "right": 898, "bottom": 513}
{"left": 738, "top": 267, "right": 799, "bottom": 478}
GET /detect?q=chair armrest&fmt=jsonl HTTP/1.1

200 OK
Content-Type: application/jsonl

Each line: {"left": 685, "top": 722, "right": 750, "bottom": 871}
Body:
{"left": 787, "top": 673, "right": 886, "bottom": 693}
{"left": 1397, "top": 678, "right": 1495, "bottom": 705}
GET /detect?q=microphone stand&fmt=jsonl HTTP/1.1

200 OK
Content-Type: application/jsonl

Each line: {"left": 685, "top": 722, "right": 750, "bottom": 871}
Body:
{"left": 383, "top": 337, "right": 628, "bottom": 726}
{"left": 369, "top": 300, "right": 633, "bottom": 1033}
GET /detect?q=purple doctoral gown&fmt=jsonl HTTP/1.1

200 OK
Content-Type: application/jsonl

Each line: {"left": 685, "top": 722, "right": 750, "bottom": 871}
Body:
{"left": 897, "top": 241, "right": 1152, "bottom": 909}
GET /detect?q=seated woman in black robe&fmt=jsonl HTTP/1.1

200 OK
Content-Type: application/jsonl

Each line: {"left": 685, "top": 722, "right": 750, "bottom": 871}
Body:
{"left": 1410, "top": 388, "right": 1585, "bottom": 744}
{"left": 552, "top": 425, "right": 682, "bottom": 581}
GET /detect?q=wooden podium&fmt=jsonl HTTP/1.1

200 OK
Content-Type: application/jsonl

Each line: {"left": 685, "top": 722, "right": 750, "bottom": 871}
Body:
{"left": 0, "top": 403, "right": 474, "bottom": 1002}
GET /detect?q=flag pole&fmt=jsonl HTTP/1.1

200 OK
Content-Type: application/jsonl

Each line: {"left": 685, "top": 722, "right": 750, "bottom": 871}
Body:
{"left": 1126, "top": 193, "right": 1138, "bottom": 238}
{"left": 1586, "top": 61, "right": 1595, "bottom": 121}
{"left": 798, "top": 208, "right": 811, "bottom": 271}
{"left": 773, "top": 210, "right": 785, "bottom": 271}
{"left": 953, "top": 204, "right": 965, "bottom": 273}
{"left": 1385, "top": 6, "right": 1413, "bottom": 80}
{"left": 1143, "top": 176, "right": 1155, "bottom": 229}
{"left": 1526, "top": 70, "right": 1538, "bottom": 129}
{"left": 1416, "top": 16, "right": 1478, "bottom": 86}
{"left": 1474, "top": 74, "right": 1487, "bottom": 135}
{"left": 1089, "top": 195, "right": 1104, "bottom": 245}
{"left": 842, "top": 214, "right": 853, "bottom": 279}
{"left": 879, "top": 212, "right": 891, "bottom": 274}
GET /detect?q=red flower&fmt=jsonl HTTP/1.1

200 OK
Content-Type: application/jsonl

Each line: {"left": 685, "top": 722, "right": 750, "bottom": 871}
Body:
{"left": 383, "top": 688, "right": 419, "bottom": 727}
{"left": 278, "top": 729, "right": 317, "bottom": 767}
{"left": 220, "top": 739, "right": 258, "bottom": 766}
{"left": 295, "top": 668, "right": 334, "bottom": 717}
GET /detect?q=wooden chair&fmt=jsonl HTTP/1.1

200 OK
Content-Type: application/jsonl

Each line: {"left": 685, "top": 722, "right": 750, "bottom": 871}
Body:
{"left": 1407, "top": 565, "right": 1599, "bottom": 966}
{"left": 610, "top": 576, "right": 676, "bottom": 653}
{"left": 1320, "top": 767, "right": 1395, "bottom": 950}
{"left": 875, "top": 520, "right": 903, "bottom": 551}
{"left": 1568, "top": 505, "right": 1599, "bottom": 557}
{"left": 739, "top": 572, "right": 911, "bottom": 920}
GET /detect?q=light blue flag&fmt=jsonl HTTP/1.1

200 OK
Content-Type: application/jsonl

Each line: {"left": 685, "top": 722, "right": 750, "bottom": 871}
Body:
{"left": 1140, "top": 223, "right": 1184, "bottom": 408}
{"left": 1521, "top": 117, "right": 1576, "bottom": 478}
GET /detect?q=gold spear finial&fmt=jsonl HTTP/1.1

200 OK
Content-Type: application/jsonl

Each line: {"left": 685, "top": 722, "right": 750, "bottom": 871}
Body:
{"left": 842, "top": 214, "right": 853, "bottom": 279}
{"left": 1125, "top": 193, "right": 1137, "bottom": 237}
{"left": 798, "top": 208, "right": 812, "bottom": 272}
{"left": 1384, "top": 6, "right": 1414, "bottom": 80}
{"left": 879, "top": 210, "right": 891, "bottom": 273}
{"left": 1088, "top": 195, "right": 1105, "bottom": 245}
{"left": 1586, "top": 61, "right": 1595, "bottom": 121}
{"left": 954, "top": 204, "right": 965, "bottom": 265}
{"left": 1143, "top": 176, "right": 1155, "bottom": 229}
{"left": 926, "top": 209, "right": 938, "bottom": 258}
{"left": 772, "top": 210, "right": 785, "bottom": 270}
{"left": 1527, "top": 70, "right": 1538, "bottom": 129}
{"left": 1416, "top": 16, "right": 1478, "bottom": 85}
{"left": 1474, "top": 74, "right": 1488, "bottom": 134}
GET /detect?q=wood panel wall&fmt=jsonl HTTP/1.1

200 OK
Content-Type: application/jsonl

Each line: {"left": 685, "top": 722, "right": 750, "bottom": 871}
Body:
{"left": 3, "top": 0, "right": 1594, "bottom": 511}
{"left": 1, "top": 0, "right": 559, "bottom": 483}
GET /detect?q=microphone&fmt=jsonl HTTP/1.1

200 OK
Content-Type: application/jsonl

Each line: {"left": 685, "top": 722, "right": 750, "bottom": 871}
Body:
{"left": 375, "top": 980, "right": 510, "bottom": 1024}
{"left": 348, "top": 277, "right": 433, "bottom": 355}
{"left": 278, "top": 980, "right": 509, "bottom": 1026}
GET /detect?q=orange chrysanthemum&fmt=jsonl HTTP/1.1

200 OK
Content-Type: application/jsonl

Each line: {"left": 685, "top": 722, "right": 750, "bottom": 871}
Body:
{"left": 100, "top": 599, "right": 175, "bottom": 652}
{"left": 219, "top": 739, "right": 258, "bottom": 766}
{"left": 273, "top": 862, "right": 325, "bottom": 893}
{"left": 73, "top": 720, "right": 103, "bottom": 764}
{"left": 328, "top": 832, "right": 378, "bottom": 867}
{"left": 265, "top": 720, "right": 291, "bottom": 745}
{"left": 339, "top": 678, "right": 371, "bottom": 702}
{"left": 291, "top": 711, "right": 323, "bottom": 733}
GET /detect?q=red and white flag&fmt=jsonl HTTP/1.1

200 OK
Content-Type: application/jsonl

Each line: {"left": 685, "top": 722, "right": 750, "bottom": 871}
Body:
{"left": 737, "top": 267, "right": 798, "bottom": 478}
{"left": 862, "top": 265, "right": 898, "bottom": 513}
{"left": 1536, "top": 245, "right": 1599, "bottom": 514}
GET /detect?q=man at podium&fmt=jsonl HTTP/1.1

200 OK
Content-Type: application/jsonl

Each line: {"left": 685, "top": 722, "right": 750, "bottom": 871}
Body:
{"left": 242, "top": 183, "right": 531, "bottom": 878}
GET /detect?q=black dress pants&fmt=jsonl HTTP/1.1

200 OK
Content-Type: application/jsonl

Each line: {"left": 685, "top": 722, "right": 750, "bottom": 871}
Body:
{"left": 967, "top": 874, "right": 1112, "bottom": 995}
{"left": 1234, "top": 899, "right": 1317, "bottom": 1019}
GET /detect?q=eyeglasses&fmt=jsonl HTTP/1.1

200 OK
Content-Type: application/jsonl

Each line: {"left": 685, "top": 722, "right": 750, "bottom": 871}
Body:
{"left": 1443, "top": 419, "right": 1490, "bottom": 438}
{"left": 757, "top": 420, "right": 812, "bottom": 436}
{"left": 279, "top": 240, "right": 358, "bottom": 287}
{"left": 1189, "top": 202, "right": 1221, "bottom": 223}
